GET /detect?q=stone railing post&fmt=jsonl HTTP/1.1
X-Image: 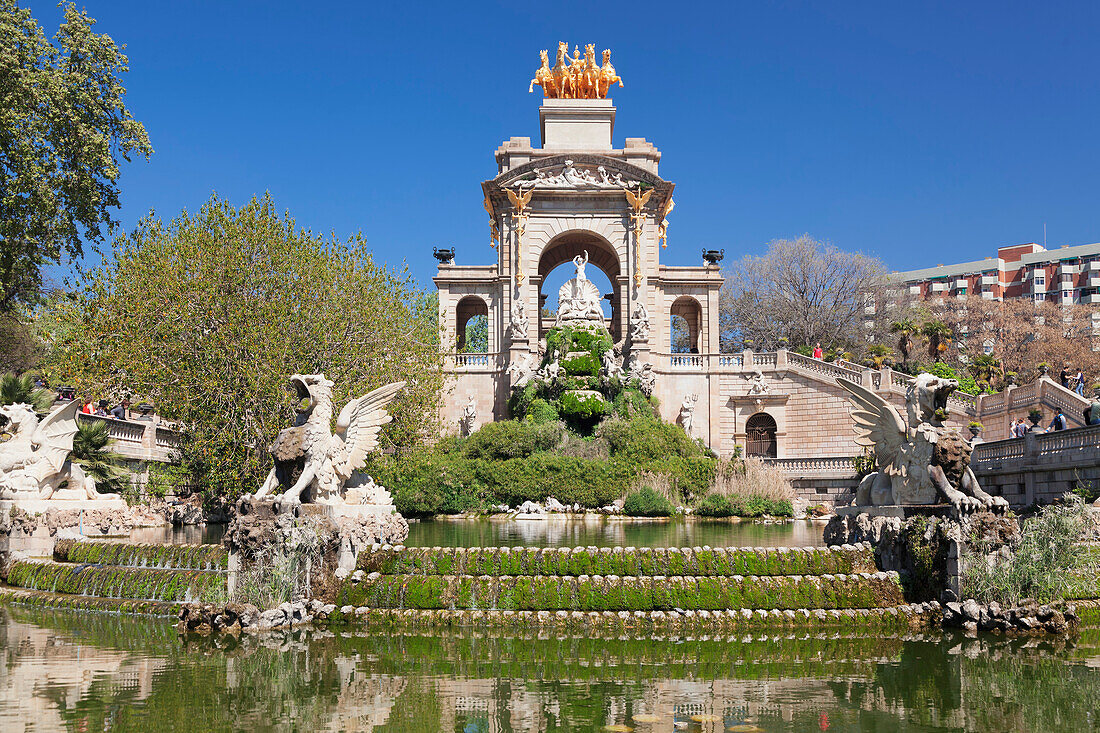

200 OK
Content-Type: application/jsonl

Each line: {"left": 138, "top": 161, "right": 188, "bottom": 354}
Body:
{"left": 1003, "top": 384, "right": 1016, "bottom": 441}
{"left": 741, "top": 348, "right": 753, "bottom": 374}
{"left": 880, "top": 366, "right": 892, "bottom": 393}
{"left": 775, "top": 348, "right": 788, "bottom": 370}
{"left": 1023, "top": 430, "right": 1039, "bottom": 504}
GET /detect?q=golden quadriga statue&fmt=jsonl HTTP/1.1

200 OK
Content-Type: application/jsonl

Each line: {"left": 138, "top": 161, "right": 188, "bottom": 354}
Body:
{"left": 530, "top": 42, "right": 623, "bottom": 99}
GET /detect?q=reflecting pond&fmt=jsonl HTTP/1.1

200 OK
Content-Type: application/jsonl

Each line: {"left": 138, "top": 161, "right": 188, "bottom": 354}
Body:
{"left": 406, "top": 518, "right": 826, "bottom": 548}
{"left": 1, "top": 605, "right": 1098, "bottom": 732}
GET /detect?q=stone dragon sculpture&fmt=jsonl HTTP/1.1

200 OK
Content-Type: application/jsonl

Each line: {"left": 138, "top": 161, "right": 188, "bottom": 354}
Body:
{"left": 253, "top": 374, "right": 405, "bottom": 506}
{"left": 837, "top": 373, "right": 1008, "bottom": 513}
{"left": 0, "top": 401, "right": 110, "bottom": 500}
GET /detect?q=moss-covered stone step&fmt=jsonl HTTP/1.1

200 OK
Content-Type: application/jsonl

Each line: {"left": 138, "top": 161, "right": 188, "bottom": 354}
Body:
{"left": 358, "top": 543, "right": 876, "bottom": 577}
{"left": 338, "top": 570, "right": 904, "bottom": 611}
{"left": 326, "top": 603, "right": 934, "bottom": 632}
{"left": 4, "top": 560, "right": 226, "bottom": 603}
{"left": 53, "top": 539, "right": 228, "bottom": 571}
{"left": 0, "top": 586, "right": 178, "bottom": 616}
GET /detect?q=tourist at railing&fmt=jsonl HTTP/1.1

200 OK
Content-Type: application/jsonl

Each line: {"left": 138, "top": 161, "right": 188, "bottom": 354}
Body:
{"left": 1085, "top": 395, "right": 1100, "bottom": 426}
{"left": 109, "top": 398, "right": 131, "bottom": 421}
{"left": 1049, "top": 410, "right": 1068, "bottom": 432}
{"left": 1073, "top": 368, "right": 1086, "bottom": 396}
{"left": 1010, "top": 418, "right": 1029, "bottom": 438}
{"left": 80, "top": 395, "right": 95, "bottom": 414}
{"left": 93, "top": 400, "right": 110, "bottom": 417}
{"left": 1060, "top": 364, "right": 1071, "bottom": 389}
{"left": 811, "top": 342, "right": 823, "bottom": 359}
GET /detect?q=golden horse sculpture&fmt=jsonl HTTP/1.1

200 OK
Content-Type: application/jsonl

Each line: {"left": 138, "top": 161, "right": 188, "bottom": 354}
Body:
{"left": 530, "top": 43, "right": 623, "bottom": 99}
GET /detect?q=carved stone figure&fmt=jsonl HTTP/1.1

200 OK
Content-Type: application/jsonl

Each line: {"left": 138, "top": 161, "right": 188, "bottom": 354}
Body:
{"left": 746, "top": 369, "right": 770, "bottom": 395}
{"left": 600, "top": 350, "right": 624, "bottom": 381}
{"left": 837, "top": 374, "right": 1009, "bottom": 513}
{"left": 540, "top": 350, "right": 562, "bottom": 382}
{"left": 506, "top": 354, "right": 537, "bottom": 388}
{"left": 461, "top": 396, "right": 477, "bottom": 436}
{"left": 511, "top": 160, "right": 638, "bottom": 190}
{"left": 679, "top": 394, "right": 699, "bottom": 435}
{"left": 630, "top": 302, "right": 650, "bottom": 341}
{"left": 253, "top": 375, "right": 406, "bottom": 506}
{"left": 0, "top": 401, "right": 119, "bottom": 502}
{"left": 628, "top": 356, "right": 656, "bottom": 397}
{"left": 509, "top": 298, "right": 529, "bottom": 339}
{"left": 556, "top": 250, "right": 605, "bottom": 325}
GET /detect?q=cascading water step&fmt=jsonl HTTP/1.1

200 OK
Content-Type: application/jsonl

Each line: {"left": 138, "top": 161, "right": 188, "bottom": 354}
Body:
{"left": 3, "top": 558, "right": 226, "bottom": 603}
{"left": 338, "top": 570, "right": 905, "bottom": 611}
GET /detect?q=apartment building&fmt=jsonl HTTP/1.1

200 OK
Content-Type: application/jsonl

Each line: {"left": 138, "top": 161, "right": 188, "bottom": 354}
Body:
{"left": 891, "top": 241, "right": 1100, "bottom": 305}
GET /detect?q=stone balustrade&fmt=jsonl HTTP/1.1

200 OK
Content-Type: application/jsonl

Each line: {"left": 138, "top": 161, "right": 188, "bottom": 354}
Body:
{"left": 764, "top": 456, "right": 857, "bottom": 477}
{"left": 970, "top": 424, "right": 1100, "bottom": 505}
{"left": 77, "top": 413, "right": 180, "bottom": 463}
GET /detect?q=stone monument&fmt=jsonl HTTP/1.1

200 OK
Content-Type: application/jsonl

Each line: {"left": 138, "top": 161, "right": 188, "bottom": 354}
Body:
{"left": 0, "top": 401, "right": 124, "bottom": 512}
{"left": 836, "top": 374, "right": 1008, "bottom": 514}
{"left": 555, "top": 251, "right": 606, "bottom": 326}
{"left": 251, "top": 374, "right": 406, "bottom": 518}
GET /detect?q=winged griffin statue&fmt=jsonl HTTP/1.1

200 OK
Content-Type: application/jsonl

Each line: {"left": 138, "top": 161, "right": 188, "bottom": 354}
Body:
{"left": 253, "top": 374, "right": 405, "bottom": 506}
{"left": 0, "top": 401, "right": 117, "bottom": 501}
{"left": 838, "top": 374, "right": 1008, "bottom": 513}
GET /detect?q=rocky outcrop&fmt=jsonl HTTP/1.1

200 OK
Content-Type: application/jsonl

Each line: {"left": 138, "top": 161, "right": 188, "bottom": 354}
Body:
{"left": 941, "top": 598, "right": 1080, "bottom": 635}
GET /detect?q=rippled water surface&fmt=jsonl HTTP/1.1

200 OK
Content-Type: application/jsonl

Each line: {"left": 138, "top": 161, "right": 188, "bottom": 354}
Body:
{"left": 406, "top": 518, "right": 826, "bottom": 548}
{"left": 1, "top": 606, "right": 1098, "bottom": 732}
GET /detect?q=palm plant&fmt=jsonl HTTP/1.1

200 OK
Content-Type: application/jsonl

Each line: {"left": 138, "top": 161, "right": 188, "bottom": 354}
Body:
{"left": 967, "top": 354, "right": 1000, "bottom": 390}
{"left": 72, "top": 419, "right": 130, "bottom": 494}
{"left": 865, "top": 343, "right": 893, "bottom": 369}
{"left": 890, "top": 319, "right": 918, "bottom": 367}
{"left": 0, "top": 372, "right": 54, "bottom": 412}
{"left": 921, "top": 320, "right": 953, "bottom": 362}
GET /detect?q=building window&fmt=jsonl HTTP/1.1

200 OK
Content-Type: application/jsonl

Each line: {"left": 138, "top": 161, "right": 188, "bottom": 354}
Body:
{"left": 1034, "top": 293, "right": 1046, "bottom": 302}
{"left": 1035, "top": 275, "right": 1045, "bottom": 286}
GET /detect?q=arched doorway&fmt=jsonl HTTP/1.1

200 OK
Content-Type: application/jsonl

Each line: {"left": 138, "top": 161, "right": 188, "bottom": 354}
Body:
{"left": 670, "top": 296, "right": 702, "bottom": 353}
{"left": 455, "top": 296, "right": 488, "bottom": 352}
{"left": 745, "top": 412, "right": 777, "bottom": 458}
{"left": 536, "top": 231, "right": 622, "bottom": 341}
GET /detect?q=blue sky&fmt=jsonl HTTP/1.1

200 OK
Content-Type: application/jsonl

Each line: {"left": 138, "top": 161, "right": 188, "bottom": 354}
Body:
{"left": 26, "top": 0, "right": 1100, "bottom": 290}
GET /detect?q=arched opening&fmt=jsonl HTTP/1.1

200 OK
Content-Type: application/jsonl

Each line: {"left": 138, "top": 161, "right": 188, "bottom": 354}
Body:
{"left": 536, "top": 231, "right": 622, "bottom": 341}
{"left": 745, "top": 412, "right": 777, "bottom": 458}
{"left": 455, "top": 296, "right": 488, "bottom": 352}
{"left": 670, "top": 296, "right": 702, "bottom": 353}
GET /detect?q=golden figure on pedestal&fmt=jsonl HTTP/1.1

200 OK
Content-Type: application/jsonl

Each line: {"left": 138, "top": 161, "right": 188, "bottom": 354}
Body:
{"left": 530, "top": 42, "right": 624, "bottom": 99}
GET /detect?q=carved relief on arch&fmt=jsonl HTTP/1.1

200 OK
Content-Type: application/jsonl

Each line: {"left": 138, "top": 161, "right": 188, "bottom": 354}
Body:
{"left": 493, "top": 154, "right": 664, "bottom": 190}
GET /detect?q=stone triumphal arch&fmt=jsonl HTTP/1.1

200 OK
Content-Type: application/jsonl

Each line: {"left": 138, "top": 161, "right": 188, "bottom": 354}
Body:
{"left": 434, "top": 46, "right": 997, "bottom": 465}
{"left": 435, "top": 88, "right": 723, "bottom": 441}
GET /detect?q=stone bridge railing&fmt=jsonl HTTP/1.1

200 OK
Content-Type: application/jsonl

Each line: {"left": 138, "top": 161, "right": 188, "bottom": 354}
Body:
{"left": 970, "top": 424, "right": 1100, "bottom": 505}
{"left": 76, "top": 413, "right": 181, "bottom": 464}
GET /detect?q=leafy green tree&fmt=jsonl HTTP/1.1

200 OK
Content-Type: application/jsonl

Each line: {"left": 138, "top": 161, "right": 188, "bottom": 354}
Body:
{"left": 0, "top": 371, "right": 52, "bottom": 411}
{"left": 0, "top": 0, "right": 152, "bottom": 312}
{"left": 42, "top": 193, "right": 444, "bottom": 501}
{"left": 72, "top": 418, "right": 129, "bottom": 493}
{"left": 463, "top": 314, "right": 488, "bottom": 352}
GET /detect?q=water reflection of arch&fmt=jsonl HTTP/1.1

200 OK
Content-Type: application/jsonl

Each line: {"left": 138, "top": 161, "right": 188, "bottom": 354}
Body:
{"left": 670, "top": 295, "right": 702, "bottom": 352}
{"left": 455, "top": 295, "right": 489, "bottom": 352}
{"left": 535, "top": 230, "right": 622, "bottom": 341}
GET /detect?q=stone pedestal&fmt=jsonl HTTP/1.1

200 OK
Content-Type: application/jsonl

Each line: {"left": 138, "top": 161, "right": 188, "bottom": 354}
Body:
{"left": 540, "top": 99, "right": 615, "bottom": 150}
{"left": 0, "top": 496, "right": 131, "bottom": 558}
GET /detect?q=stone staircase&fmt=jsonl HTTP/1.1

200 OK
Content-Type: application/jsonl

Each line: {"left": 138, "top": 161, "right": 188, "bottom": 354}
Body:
{"left": 0, "top": 539, "right": 228, "bottom": 616}
{"left": 335, "top": 543, "right": 940, "bottom": 630}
